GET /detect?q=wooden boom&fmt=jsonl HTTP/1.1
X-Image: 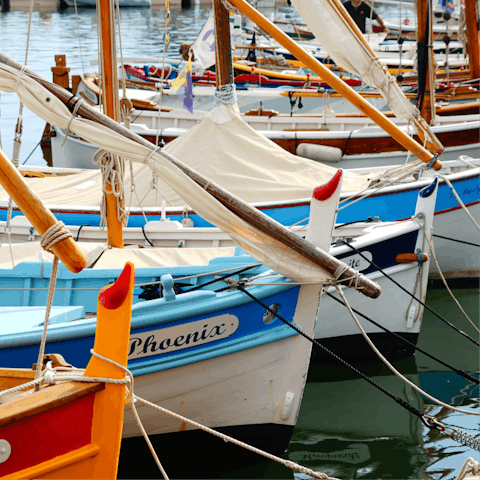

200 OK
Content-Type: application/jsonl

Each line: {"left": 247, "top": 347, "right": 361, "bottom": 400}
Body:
{"left": 227, "top": 0, "right": 442, "bottom": 171}
{"left": 0, "top": 147, "right": 86, "bottom": 273}
{"left": 0, "top": 54, "right": 381, "bottom": 299}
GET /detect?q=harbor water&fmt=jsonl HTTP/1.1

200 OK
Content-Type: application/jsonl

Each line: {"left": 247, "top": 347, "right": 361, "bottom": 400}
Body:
{"left": 0, "top": 3, "right": 478, "bottom": 479}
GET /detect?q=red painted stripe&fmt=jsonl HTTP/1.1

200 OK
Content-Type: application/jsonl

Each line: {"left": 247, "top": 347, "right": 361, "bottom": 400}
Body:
{"left": 312, "top": 170, "right": 343, "bottom": 201}
{"left": 0, "top": 394, "right": 94, "bottom": 475}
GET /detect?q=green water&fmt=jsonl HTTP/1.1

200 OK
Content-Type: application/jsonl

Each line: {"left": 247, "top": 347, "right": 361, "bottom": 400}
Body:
{"left": 222, "top": 286, "right": 479, "bottom": 480}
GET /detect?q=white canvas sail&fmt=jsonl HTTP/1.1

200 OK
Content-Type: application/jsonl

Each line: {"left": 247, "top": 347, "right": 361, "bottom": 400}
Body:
{"left": 290, "top": 0, "right": 443, "bottom": 154}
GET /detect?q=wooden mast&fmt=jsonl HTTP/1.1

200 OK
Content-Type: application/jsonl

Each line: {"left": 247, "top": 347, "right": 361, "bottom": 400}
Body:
{"left": 99, "top": 0, "right": 124, "bottom": 248}
{"left": 464, "top": 0, "right": 480, "bottom": 80}
{"left": 213, "top": 0, "right": 234, "bottom": 87}
{"left": 416, "top": 0, "right": 434, "bottom": 124}
{"left": 227, "top": 0, "right": 442, "bottom": 170}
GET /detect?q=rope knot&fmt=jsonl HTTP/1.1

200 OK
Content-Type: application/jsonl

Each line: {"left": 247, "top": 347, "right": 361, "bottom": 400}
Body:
{"left": 40, "top": 221, "right": 72, "bottom": 253}
{"left": 43, "top": 361, "right": 56, "bottom": 385}
{"left": 213, "top": 83, "right": 237, "bottom": 106}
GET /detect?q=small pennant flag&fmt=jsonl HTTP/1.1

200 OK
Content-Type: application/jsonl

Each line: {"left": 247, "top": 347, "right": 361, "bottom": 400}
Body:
{"left": 438, "top": 0, "right": 455, "bottom": 14}
{"left": 171, "top": 57, "right": 193, "bottom": 114}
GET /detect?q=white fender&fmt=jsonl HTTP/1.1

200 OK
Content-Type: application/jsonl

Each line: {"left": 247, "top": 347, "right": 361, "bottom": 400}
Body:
{"left": 306, "top": 169, "right": 343, "bottom": 252}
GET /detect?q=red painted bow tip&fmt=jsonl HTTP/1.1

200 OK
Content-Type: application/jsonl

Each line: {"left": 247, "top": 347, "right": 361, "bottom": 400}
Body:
{"left": 99, "top": 262, "right": 134, "bottom": 310}
{"left": 313, "top": 169, "right": 343, "bottom": 201}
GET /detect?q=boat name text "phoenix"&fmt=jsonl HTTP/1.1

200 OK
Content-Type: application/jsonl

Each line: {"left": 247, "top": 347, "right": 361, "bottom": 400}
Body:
{"left": 128, "top": 315, "right": 239, "bottom": 359}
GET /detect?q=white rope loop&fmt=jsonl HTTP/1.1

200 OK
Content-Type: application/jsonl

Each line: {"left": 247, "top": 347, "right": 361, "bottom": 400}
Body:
{"left": 456, "top": 457, "right": 480, "bottom": 480}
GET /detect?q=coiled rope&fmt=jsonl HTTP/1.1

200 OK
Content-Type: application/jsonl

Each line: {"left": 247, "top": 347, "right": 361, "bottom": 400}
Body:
{"left": 92, "top": 149, "right": 128, "bottom": 228}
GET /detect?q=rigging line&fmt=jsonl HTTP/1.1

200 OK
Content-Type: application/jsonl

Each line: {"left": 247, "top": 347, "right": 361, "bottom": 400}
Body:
{"left": 73, "top": 0, "right": 86, "bottom": 76}
{"left": 21, "top": 139, "right": 41, "bottom": 165}
{"left": 325, "top": 290, "right": 478, "bottom": 385}
{"left": 425, "top": 228, "right": 479, "bottom": 334}
{"left": 334, "top": 284, "right": 480, "bottom": 418}
{"left": 339, "top": 240, "right": 480, "bottom": 346}
{"left": 75, "top": 224, "right": 89, "bottom": 242}
{"left": 236, "top": 285, "right": 440, "bottom": 425}
{"left": 183, "top": 264, "right": 262, "bottom": 293}
{"left": 433, "top": 233, "right": 480, "bottom": 248}
{"left": 141, "top": 224, "right": 154, "bottom": 247}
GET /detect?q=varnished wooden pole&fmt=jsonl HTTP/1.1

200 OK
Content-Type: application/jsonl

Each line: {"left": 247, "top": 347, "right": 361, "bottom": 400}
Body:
{"left": 227, "top": 0, "right": 442, "bottom": 170}
{"left": 0, "top": 54, "right": 381, "bottom": 298}
{"left": 417, "top": 0, "right": 433, "bottom": 125}
{"left": 464, "top": 0, "right": 480, "bottom": 80}
{"left": 213, "top": 0, "right": 233, "bottom": 87}
{"left": 0, "top": 148, "right": 86, "bottom": 273}
{"left": 99, "top": 0, "right": 124, "bottom": 248}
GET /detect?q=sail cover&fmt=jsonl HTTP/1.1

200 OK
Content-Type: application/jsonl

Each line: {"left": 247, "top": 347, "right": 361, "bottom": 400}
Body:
{"left": 0, "top": 63, "right": 345, "bottom": 284}
{"left": 289, "top": 0, "right": 443, "bottom": 152}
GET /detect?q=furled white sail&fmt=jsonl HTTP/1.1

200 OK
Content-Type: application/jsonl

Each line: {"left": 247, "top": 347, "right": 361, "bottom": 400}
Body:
{"left": 290, "top": 0, "right": 443, "bottom": 153}
{"left": 0, "top": 63, "right": 342, "bottom": 284}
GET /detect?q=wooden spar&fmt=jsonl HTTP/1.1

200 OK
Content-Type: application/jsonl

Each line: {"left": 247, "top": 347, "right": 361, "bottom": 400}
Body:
{"left": 289, "top": 0, "right": 441, "bottom": 154}
{"left": 213, "top": 0, "right": 233, "bottom": 87}
{"left": 464, "top": 0, "right": 480, "bottom": 80}
{"left": 417, "top": 0, "right": 434, "bottom": 125}
{"left": 99, "top": 0, "right": 124, "bottom": 248}
{"left": 0, "top": 54, "right": 381, "bottom": 299}
{"left": 227, "top": 0, "right": 442, "bottom": 171}
{"left": 0, "top": 147, "right": 86, "bottom": 273}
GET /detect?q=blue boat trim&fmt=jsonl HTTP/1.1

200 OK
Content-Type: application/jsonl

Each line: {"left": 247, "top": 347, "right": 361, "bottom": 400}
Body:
{"left": 128, "top": 322, "right": 299, "bottom": 376}
{"left": 0, "top": 170, "right": 477, "bottom": 228}
{"left": 0, "top": 280, "right": 296, "bottom": 347}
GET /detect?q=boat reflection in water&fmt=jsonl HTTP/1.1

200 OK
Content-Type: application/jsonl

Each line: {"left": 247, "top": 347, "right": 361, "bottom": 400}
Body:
{"left": 287, "top": 357, "right": 428, "bottom": 479}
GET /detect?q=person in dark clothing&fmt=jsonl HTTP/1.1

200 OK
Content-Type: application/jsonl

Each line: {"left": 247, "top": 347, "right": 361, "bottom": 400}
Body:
{"left": 342, "top": 0, "right": 390, "bottom": 34}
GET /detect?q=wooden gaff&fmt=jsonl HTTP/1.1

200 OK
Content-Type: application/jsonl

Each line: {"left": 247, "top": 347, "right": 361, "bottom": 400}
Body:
{"left": 227, "top": 0, "right": 442, "bottom": 171}
{"left": 0, "top": 147, "right": 86, "bottom": 273}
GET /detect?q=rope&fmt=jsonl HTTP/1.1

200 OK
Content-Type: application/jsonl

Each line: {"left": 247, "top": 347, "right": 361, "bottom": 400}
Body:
{"left": 184, "top": 263, "right": 262, "bottom": 292}
{"left": 73, "top": 0, "right": 86, "bottom": 76}
{"left": 33, "top": 222, "right": 73, "bottom": 388}
{"left": 433, "top": 234, "right": 480, "bottom": 248}
{"left": 456, "top": 457, "right": 480, "bottom": 480}
{"left": 213, "top": 83, "right": 238, "bottom": 105}
{"left": 325, "top": 290, "right": 479, "bottom": 385}
{"left": 340, "top": 240, "right": 480, "bottom": 347}
{"left": 438, "top": 174, "right": 480, "bottom": 234}
{"left": 337, "top": 161, "right": 423, "bottom": 211}
{"left": 425, "top": 227, "right": 479, "bottom": 333}
{"left": 130, "top": 393, "right": 336, "bottom": 480}
{"left": 92, "top": 348, "right": 336, "bottom": 480}
{"left": 92, "top": 149, "right": 127, "bottom": 227}
{"left": 61, "top": 98, "right": 84, "bottom": 147}
{"left": 333, "top": 285, "right": 480, "bottom": 417}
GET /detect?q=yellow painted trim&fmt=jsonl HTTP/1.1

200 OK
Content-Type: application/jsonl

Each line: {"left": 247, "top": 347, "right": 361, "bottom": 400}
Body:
{"left": 1, "top": 444, "right": 100, "bottom": 479}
